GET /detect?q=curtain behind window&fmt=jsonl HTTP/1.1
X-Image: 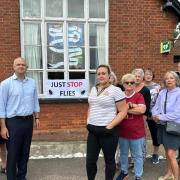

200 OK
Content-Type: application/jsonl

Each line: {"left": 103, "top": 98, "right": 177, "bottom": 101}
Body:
{"left": 24, "top": 23, "right": 43, "bottom": 93}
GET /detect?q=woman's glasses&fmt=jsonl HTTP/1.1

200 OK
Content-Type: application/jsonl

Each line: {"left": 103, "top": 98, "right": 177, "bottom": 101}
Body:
{"left": 124, "top": 81, "right": 135, "bottom": 85}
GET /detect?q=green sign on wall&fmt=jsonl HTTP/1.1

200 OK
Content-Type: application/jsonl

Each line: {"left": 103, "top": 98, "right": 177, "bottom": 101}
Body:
{"left": 160, "top": 40, "right": 171, "bottom": 53}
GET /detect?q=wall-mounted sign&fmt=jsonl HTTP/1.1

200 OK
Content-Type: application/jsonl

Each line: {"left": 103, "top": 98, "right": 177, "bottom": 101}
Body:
{"left": 160, "top": 40, "right": 171, "bottom": 53}
{"left": 45, "top": 80, "right": 88, "bottom": 98}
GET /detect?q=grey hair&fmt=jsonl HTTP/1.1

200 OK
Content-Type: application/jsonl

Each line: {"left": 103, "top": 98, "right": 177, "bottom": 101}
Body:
{"left": 164, "top": 71, "right": 180, "bottom": 87}
{"left": 121, "top": 73, "right": 136, "bottom": 84}
{"left": 132, "top": 68, "right": 144, "bottom": 77}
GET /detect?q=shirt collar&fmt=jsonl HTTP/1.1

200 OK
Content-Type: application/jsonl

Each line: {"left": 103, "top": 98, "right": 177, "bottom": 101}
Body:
{"left": 12, "top": 73, "right": 28, "bottom": 82}
{"left": 125, "top": 91, "right": 136, "bottom": 98}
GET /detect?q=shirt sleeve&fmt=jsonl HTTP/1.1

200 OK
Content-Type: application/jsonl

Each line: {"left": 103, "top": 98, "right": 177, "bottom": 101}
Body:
{"left": 33, "top": 81, "right": 40, "bottom": 113}
{"left": 152, "top": 90, "right": 162, "bottom": 116}
{"left": 113, "top": 86, "right": 125, "bottom": 103}
{"left": 0, "top": 80, "right": 9, "bottom": 118}
{"left": 158, "top": 92, "right": 180, "bottom": 123}
{"left": 143, "top": 87, "right": 151, "bottom": 116}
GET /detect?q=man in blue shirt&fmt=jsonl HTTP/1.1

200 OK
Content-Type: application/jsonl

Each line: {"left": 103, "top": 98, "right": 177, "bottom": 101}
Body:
{"left": 0, "top": 57, "right": 40, "bottom": 180}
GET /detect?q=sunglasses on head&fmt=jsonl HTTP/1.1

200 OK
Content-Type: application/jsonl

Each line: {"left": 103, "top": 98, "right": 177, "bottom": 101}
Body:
{"left": 124, "top": 81, "right": 135, "bottom": 85}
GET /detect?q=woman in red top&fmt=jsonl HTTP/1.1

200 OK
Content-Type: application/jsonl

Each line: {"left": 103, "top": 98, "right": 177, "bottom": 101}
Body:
{"left": 116, "top": 73, "right": 146, "bottom": 180}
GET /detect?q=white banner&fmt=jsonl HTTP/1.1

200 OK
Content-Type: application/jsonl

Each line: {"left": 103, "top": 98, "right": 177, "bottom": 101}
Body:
{"left": 45, "top": 80, "right": 88, "bottom": 98}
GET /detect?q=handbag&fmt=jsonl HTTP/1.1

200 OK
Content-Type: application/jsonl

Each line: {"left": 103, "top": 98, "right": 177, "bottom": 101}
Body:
{"left": 164, "top": 90, "right": 180, "bottom": 136}
{"left": 166, "top": 121, "right": 180, "bottom": 136}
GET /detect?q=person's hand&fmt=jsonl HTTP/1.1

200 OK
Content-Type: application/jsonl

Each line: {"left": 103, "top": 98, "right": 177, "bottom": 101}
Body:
{"left": 128, "top": 102, "right": 133, "bottom": 109}
{"left": 1, "top": 127, "right": 9, "bottom": 139}
{"left": 152, "top": 115, "right": 159, "bottom": 122}
{"left": 106, "top": 124, "right": 114, "bottom": 130}
{"left": 35, "top": 119, "right": 40, "bottom": 129}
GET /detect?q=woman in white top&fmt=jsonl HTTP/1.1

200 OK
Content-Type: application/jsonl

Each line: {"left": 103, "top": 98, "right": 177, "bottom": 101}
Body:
{"left": 86, "top": 64, "right": 128, "bottom": 180}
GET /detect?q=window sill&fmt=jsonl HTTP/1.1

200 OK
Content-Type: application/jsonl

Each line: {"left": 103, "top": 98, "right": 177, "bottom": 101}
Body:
{"left": 39, "top": 98, "right": 88, "bottom": 104}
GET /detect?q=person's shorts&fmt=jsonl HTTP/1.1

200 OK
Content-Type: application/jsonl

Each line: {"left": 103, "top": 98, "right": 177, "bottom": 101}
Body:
{"left": 157, "top": 124, "right": 180, "bottom": 150}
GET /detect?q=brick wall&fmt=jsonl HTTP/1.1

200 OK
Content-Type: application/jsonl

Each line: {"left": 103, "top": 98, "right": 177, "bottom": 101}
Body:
{"left": 109, "top": 0, "right": 179, "bottom": 84}
{"left": 0, "top": 0, "right": 21, "bottom": 81}
{"left": 0, "top": 0, "right": 179, "bottom": 141}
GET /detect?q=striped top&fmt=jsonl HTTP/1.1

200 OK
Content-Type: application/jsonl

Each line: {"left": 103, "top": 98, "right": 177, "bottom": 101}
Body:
{"left": 87, "top": 84, "right": 125, "bottom": 126}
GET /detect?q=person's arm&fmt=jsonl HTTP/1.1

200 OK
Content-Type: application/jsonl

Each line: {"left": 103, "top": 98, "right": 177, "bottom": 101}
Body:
{"left": 142, "top": 87, "right": 151, "bottom": 116}
{"left": 151, "top": 90, "right": 161, "bottom": 117}
{"left": 158, "top": 92, "right": 180, "bottom": 123}
{"left": 0, "top": 81, "right": 10, "bottom": 139}
{"left": 33, "top": 82, "right": 40, "bottom": 128}
{"left": 0, "top": 119, "right": 9, "bottom": 139}
{"left": 33, "top": 112, "right": 40, "bottom": 128}
{"left": 128, "top": 103, "right": 146, "bottom": 115}
{"left": 106, "top": 100, "right": 128, "bottom": 129}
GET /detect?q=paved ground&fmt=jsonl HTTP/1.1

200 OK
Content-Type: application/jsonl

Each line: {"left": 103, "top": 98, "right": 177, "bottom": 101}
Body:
{"left": 1, "top": 157, "right": 179, "bottom": 180}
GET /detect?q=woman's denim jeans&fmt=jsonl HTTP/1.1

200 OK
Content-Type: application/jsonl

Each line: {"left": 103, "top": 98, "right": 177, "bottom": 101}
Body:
{"left": 119, "top": 137, "right": 144, "bottom": 178}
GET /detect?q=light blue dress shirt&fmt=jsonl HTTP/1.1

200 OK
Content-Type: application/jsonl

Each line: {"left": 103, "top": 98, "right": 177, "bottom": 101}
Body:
{"left": 0, "top": 74, "right": 40, "bottom": 118}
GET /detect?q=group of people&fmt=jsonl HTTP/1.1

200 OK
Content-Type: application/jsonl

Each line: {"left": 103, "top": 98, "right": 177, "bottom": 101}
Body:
{"left": 86, "top": 63, "right": 180, "bottom": 180}
{"left": 0, "top": 57, "right": 180, "bottom": 180}
{"left": 0, "top": 57, "right": 40, "bottom": 180}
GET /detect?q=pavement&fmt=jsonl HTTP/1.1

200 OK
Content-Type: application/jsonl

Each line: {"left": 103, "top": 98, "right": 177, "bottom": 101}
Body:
{"left": 0, "top": 140, "right": 179, "bottom": 180}
{"left": 0, "top": 157, "right": 173, "bottom": 180}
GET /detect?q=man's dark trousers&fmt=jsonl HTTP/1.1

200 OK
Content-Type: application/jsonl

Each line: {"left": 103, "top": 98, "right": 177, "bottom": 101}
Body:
{"left": 6, "top": 115, "right": 33, "bottom": 180}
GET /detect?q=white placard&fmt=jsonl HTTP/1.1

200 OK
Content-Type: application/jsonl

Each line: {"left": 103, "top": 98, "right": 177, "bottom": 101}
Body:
{"left": 45, "top": 80, "right": 88, "bottom": 98}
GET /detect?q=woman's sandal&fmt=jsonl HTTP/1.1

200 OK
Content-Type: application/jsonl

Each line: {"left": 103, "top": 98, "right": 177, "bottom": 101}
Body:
{"left": 0, "top": 166, "right": 6, "bottom": 174}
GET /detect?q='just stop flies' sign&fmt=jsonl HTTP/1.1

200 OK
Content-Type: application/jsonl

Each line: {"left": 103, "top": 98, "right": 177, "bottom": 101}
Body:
{"left": 45, "top": 80, "right": 88, "bottom": 98}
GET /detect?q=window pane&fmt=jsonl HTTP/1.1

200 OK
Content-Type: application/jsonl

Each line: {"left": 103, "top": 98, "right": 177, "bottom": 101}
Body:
{"left": 69, "top": 72, "right": 85, "bottom": 79}
{"left": 47, "top": 23, "right": 64, "bottom": 69}
{"left": 68, "top": 23, "right": 84, "bottom": 46}
{"left": 46, "top": 0, "right": 63, "bottom": 17}
{"left": 24, "top": 23, "right": 41, "bottom": 45}
{"left": 69, "top": 48, "right": 85, "bottom": 69}
{"left": 89, "top": 0, "right": 105, "bottom": 18}
{"left": 48, "top": 72, "right": 64, "bottom": 79}
{"left": 23, "top": 0, "right": 41, "bottom": 17}
{"left": 89, "top": 73, "right": 97, "bottom": 89}
{"left": 27, "top": 71, "right": 43, "bottom": 94}
{"left": 68, "top": 0, "right": 84, "bottom": 18}
{"left": 68, "top": 23, "right": 85, "bottom": 69}
{"left": 90, "top": 24, "right": 105, "bottom": 47}
{"left": 25, "top": 46, "right": 42, "bottom": 69}
{"left": 90, "top": 48, "right": 105, "bottom": 69}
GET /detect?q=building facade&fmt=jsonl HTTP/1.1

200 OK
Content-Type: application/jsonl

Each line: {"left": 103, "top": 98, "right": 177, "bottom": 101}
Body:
{"left": 0, "top": 0, "right": 179, "bottom": 141}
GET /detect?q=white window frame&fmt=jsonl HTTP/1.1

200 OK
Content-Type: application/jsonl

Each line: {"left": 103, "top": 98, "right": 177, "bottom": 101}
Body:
{"left": 20, "top": 0, "right": 109, "bottom": 99}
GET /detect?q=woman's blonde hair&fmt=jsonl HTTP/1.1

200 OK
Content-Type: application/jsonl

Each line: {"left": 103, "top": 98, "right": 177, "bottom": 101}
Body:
{"left": 121, "top": 73, "right": 136, "bottom": 84}
{"left": 164, "top": 71, "right": 180, "bottom": 87}
{"left": 110, "top": 72, "right": 118, "bottom": 85}
{"left": 132, "top": 68, "right": 144, "bottom": 77}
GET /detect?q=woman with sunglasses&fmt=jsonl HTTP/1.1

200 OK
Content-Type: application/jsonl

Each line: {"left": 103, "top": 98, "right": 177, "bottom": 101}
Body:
{"left": 86, "top": 64, "right": 128, "bottom": 180}
{"left": 116, "top": 73, "right": 146, "bottom": 180}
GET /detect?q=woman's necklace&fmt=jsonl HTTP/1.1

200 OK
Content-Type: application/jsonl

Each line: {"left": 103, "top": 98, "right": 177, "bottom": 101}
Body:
{"left": 96, "top": 83, "right": 110, "bottom": 96}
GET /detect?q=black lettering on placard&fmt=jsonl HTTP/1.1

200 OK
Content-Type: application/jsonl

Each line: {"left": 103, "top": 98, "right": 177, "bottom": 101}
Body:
{"left": 59, "top": 91, "right": 75, "bottom": 96}
{"left": 51, "top": 82, "right": 66, "bottom": 87}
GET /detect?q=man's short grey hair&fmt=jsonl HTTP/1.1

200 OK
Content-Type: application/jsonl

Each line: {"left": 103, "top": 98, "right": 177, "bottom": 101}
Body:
{"left": 132, "top": 68, "right": 144, "bottom": 77}
{"left": 121, "top": 73, "right": 136, "bottom": 84}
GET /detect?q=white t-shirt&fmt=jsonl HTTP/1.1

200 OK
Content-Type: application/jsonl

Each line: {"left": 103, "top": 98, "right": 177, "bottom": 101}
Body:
{"left": 87, "top": 84, "right": 125, "bottom": 126}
